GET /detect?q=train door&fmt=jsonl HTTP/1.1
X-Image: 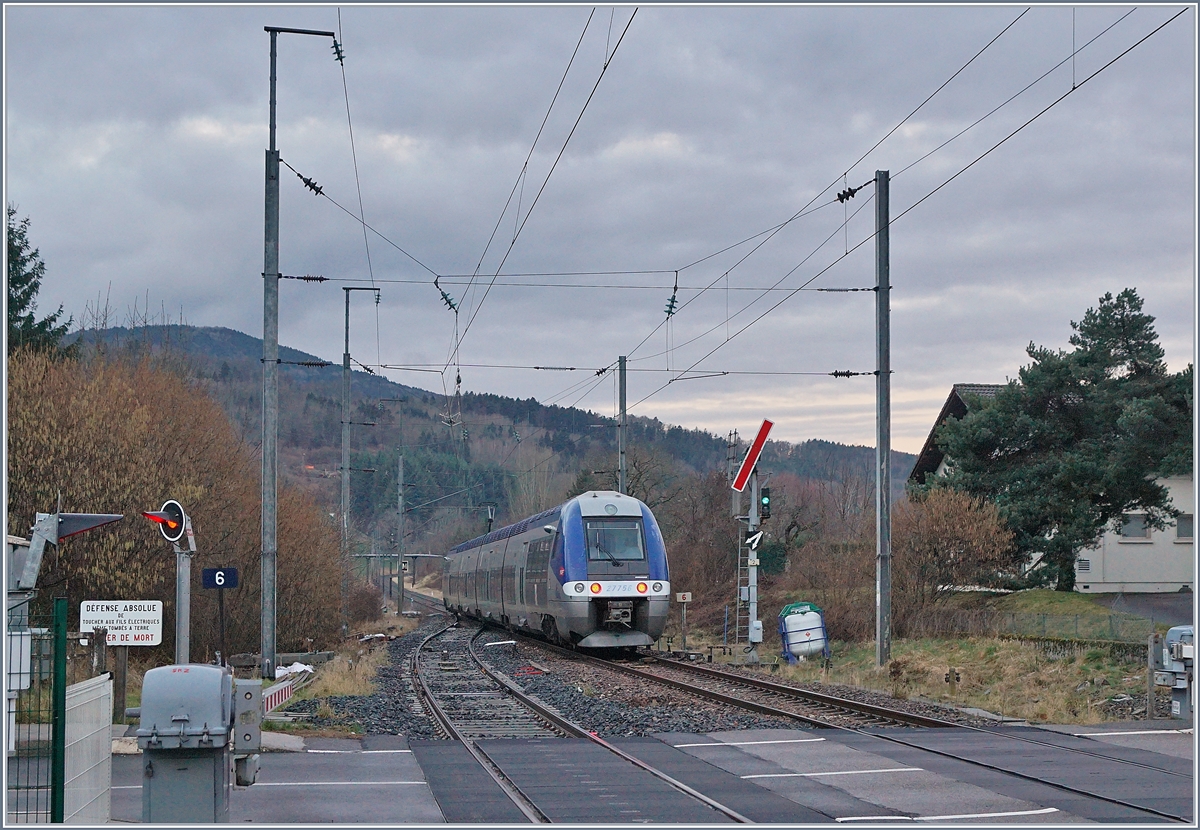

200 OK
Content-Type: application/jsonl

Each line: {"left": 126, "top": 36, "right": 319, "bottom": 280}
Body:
{"left": 499, "top": 540, "right": 510, "bottom": 624}
{"left": 471, "top": 551, "right": 482, "bottom": 614}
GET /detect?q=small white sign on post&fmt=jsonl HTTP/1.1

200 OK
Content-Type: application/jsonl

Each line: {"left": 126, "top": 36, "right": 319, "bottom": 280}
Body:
{"left": 79, "top": 600, "right": 163, "bottom": 646}
{"left": 676, "top": 592, "right": 692, "bottom": 603}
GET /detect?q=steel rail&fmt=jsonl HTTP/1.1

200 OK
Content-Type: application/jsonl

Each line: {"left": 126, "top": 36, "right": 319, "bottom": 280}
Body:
{"left": 530, "top": 640, "right": 911, "bottom": 728}
{"left": 864, "top": 728, "right": 1192, "bottom": 823}
{"left": 657, "top": 658, "right": 1192, "bottom": 819}
{"left": 410, "top": 593, "right": 1188, "bottom": 821}
{"left": 521, "top": 639, "right": 1191, "bottom": 822}
{"left": 411, "top": 620, "right": 550, "bottom": 823}
{"left": 659, "top": 656, "right": 1190, "bottom": 779}
{"left": 652, "top": 656, "right": 960, "bottom": 728}
{"left": 467, "top": 630, "right": 752, "bottom": 824}
{"left": 614, "top": 653, "right": 1191, "bottom": 821}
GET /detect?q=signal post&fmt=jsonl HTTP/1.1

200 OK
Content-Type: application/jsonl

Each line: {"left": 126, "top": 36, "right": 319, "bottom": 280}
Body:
{"left": 142, "top": 500, "right": 195, "bottom": 664}
{"left": 731, "top": 419, "right": 773, "bottom": 665}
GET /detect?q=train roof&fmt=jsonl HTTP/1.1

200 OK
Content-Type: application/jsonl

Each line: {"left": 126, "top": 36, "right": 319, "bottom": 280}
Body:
{"left": 449, "top": 504, "right": 562, "bottom": 554}
{"left": 447, "top": 491, "right": 644, "bottom": 554}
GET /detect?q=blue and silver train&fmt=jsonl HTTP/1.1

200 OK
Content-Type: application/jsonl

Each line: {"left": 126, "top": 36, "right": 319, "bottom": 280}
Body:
{"left": 442, "top": 491, "right": 670, "bottom": 648}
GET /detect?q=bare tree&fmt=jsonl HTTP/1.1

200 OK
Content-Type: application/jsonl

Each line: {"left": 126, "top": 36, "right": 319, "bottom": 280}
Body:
{"left": 891, "top": 488, "right": 1016, "bottom": 630}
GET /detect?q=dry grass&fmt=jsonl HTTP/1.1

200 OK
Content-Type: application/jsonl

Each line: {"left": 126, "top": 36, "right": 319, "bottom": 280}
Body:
{"left": 293, "top": 613, "right": 418, "bottom": 701}
{"left": 772, "top": 636, "right": 1158, "bottom": 724}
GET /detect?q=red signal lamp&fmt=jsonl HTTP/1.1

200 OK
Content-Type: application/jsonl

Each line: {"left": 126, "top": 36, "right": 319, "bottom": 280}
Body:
{"left": 142, "top": 500, "right": 187, "bottom": 543}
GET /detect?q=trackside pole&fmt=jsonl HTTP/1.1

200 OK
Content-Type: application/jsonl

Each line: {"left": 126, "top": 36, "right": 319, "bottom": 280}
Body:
{"left": 875, "top": 169, "right": 892, "bottom": 668}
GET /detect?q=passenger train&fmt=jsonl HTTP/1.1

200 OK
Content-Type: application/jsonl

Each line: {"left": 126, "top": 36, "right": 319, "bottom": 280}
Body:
{"left": 442, "top": 491, "right": 670, "bottom": 648}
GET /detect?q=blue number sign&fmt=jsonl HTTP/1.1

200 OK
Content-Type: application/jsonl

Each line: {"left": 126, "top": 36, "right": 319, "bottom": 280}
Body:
{"left": 202, "top": 568, "right": 239, "bottom": 590}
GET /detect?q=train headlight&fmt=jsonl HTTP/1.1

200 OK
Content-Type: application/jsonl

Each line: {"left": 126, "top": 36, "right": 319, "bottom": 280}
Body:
{"left": 590, "top": 582, "right": 602, "bottom": 594}
{"left": 574, "top": 583, "right": 585, "bottom": 593}
{"left": 652, "top": 582, "right": 662, "bottom": 592}
{"left": 636, "top": 582, "right": 648, "bottom": 594}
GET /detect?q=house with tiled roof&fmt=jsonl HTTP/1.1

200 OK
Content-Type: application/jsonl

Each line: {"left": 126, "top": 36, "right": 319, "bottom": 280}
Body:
{"left": 909, "top": 384, "right": 1004, "bottom": 486}
{"left": 909, "top": 384, "right": 1193, "bottom": 593}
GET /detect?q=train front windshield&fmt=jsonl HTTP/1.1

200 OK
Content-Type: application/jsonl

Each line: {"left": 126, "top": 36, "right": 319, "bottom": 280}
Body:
{"left": 585, "top": 519, "right": 645, "bottom": 561}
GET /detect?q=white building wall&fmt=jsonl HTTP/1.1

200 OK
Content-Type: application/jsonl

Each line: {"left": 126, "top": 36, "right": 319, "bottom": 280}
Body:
{"left": 1076, "top": 476, "right": 1194, "bottom": 593}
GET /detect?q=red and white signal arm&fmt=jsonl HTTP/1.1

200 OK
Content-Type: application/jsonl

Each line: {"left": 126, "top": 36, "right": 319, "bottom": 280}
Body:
{"left": 731, "top": 419, "right": 774, "bottom": 492}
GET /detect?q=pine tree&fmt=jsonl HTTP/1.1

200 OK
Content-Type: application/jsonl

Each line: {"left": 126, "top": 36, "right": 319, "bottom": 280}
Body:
{"left": 933, "top": 289, "right": 1192, "bottom": 591}
{"left": 7, "top": 205, "right": 73, "bottom": 356}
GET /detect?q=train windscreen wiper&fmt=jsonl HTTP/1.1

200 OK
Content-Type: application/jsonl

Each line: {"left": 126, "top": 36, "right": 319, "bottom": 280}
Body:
{"left": 594, "top": 540, "right": 623, "bottom": 567}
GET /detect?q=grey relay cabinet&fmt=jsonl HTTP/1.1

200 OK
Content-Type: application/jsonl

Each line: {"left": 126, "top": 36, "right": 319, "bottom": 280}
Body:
{"left": 136, "top": 664, "right": 248, "bottom": 822}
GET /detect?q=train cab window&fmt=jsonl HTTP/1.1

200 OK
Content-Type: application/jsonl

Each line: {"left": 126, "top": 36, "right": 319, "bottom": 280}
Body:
{"left": 585, "top": 519, "right": 645, "bottom": 562}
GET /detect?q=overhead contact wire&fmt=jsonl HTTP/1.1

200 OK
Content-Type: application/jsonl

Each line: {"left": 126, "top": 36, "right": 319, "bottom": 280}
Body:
{"left": 620, "top": 6, "right": 1032, "bottom": 366}
{"left": 627, "top": 6, "right": 1187, "bottom": 414}
{"left": 454, "top": 8, "right": 639, "bottom": 359}
{"left": 334, "top": 9, "right": 381, "bottom": 361}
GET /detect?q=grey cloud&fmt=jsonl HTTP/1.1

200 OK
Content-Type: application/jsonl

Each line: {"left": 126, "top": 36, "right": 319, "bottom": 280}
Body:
{"left": 4, "top": 5, "right": 1192, "bottom": 452}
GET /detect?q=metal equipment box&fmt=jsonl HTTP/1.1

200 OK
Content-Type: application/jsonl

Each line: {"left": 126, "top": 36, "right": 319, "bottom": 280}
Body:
{"left": 137, "top": 665, "right": 232, "bottom": 750}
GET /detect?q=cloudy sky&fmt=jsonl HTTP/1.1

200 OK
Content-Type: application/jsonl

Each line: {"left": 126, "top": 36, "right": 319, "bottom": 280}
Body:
{"left": 5, "top": 4, "right": 1195, "bottom": 453}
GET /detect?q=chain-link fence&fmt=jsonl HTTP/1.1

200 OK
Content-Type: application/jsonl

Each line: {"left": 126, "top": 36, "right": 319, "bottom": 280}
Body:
{"left": 7, "top": 597, "right": 66, "bottom": 823}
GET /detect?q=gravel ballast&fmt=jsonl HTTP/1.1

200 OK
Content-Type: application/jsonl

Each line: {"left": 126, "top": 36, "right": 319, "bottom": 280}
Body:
{"left": 285, "top": 615, "right": 1008, "bottom": 738}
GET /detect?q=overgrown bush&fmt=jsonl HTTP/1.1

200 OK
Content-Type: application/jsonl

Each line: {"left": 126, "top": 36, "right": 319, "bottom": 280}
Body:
{"left": 346, "top": 581, "right": 384, "bottom": 625}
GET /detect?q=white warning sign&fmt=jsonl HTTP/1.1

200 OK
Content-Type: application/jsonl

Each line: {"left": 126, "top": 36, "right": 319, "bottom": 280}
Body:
{"left": 79, "top": 600, "right": 163, "bottom": 646}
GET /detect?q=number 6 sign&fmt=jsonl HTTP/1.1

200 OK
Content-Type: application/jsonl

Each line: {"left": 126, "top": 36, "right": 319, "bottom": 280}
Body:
{"left": 202, "top": 568, "right": 239, "bottom": 589}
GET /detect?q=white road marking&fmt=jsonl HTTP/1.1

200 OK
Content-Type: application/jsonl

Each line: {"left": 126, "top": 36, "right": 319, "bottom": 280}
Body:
{"left": 1072, "top": 729, "right": 1192, "bottom": 736}
{"left": 743, "top": 766, "right": 922, "bottom": 779}
{"left": 252, "top": 780, "right": 427, "bottom": 787}
{"left": 305, "top": 748, "right": 413, "bottom": 754}
{"left": 673, "top": 737, "right": 826, "bottom": 748}
{"left": 836, "top": 807, "right": 1059, "bottom": 822}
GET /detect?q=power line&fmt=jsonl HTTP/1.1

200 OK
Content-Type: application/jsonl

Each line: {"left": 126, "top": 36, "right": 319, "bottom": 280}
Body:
{"left": 333, "top": 9, "right": 381, "bottom": 363}
{"left": 618, "top": 6, "right": 1033, "bottom": 365}
{"left": 454, "top": 8, "right": 639, "bottom": 358}
{"left": 893, "top": 6, "right": 1138, "bottom": 181}
{"left": 280, "top": 158, "right": 440, "bottom": 278}
{"left": 625, "top": 6, "right": 1188, "bottom": 414}
{"left": 843, "top": 7, "right": 1031, "bottom": 184}
{"left": 375, "top": 360, "right": 848, "bottom": 376}
{"left": 632, "top": 193, "right": 876, "bottom": 366}
{"left": 461, "top": 8, "right": 596, "bottom": 311}
{"left": 326, "top": 274, "right": 872, "bottom": 291}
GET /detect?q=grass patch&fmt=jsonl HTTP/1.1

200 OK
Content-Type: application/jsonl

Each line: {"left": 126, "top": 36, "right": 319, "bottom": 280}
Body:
{"left": 774, "top": 636, "right": 1156, "bottom": 724}
{"left": 290, "top": 613, "right": 418, "bottom": 702}
{"left": 989, "top": 589, "right": 1122, "bottom": 617}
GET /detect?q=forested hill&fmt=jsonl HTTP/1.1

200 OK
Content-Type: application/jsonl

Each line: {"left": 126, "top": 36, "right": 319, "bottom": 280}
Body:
{"left": 69, "top": 325, "right": 914, "bottom": 534}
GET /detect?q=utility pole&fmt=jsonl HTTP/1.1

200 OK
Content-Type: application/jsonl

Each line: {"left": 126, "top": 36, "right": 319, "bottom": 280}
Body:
{"left": 618, "top": 355, "right": 628, "bottom": 495}
{"left": 397, "top": 452, "right": 405, "bottom": 612}
{"left": 340, "top": 287, "right": 378, "bottom": 631}
{"left": 261, "top": 24, "right": 335, "bottom": 682}
{"left": 875, "top": 169, "right": 892, "bottom": 668}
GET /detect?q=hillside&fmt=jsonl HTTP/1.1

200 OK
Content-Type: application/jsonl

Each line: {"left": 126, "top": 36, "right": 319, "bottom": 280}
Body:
{"left": 69, "top": 325, "right": 915, "bottom": 548}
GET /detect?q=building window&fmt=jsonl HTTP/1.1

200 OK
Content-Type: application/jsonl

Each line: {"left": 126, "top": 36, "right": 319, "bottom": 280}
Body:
{"left": 1120, "top": 513, "right": 1150, "bottom": 541}
{"left": 1177, "top": 514, "right": 1194, "bottom": 542}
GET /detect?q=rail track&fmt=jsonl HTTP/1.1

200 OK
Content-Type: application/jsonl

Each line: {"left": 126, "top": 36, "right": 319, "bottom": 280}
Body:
{"left": 521, "top": 636, "right": 1191, "bottom": 822}
{"left": 411, "top": 616, "right": 752, "bottom": 823}
{"left": 404, "top": 592, "right": 1190, "bottom": 822}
